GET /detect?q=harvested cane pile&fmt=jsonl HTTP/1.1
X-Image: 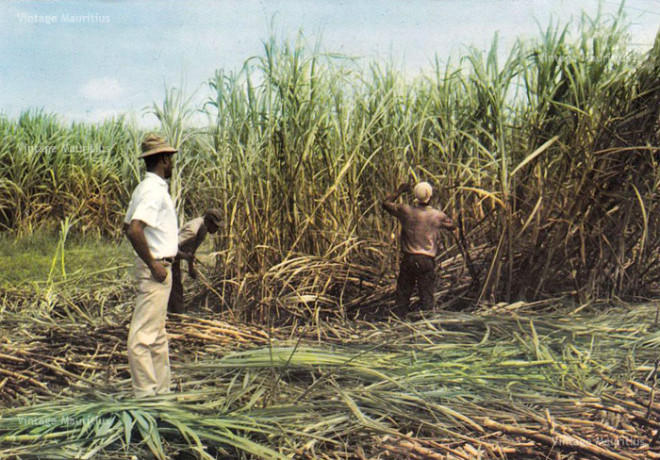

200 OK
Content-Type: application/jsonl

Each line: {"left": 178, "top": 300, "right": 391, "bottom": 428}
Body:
{"left": 0, "top": 312, "right": 273, "bottom": 404}
{"left": 2, "top": 277, "right": 660, "bottom": 459}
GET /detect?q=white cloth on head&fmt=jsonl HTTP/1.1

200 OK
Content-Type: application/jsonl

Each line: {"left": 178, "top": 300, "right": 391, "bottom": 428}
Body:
{"left": 124, "top": 172, "right": 178, "bottom": 259}
{"left": 413, "top": 182, "right": 433, "bottom": 204}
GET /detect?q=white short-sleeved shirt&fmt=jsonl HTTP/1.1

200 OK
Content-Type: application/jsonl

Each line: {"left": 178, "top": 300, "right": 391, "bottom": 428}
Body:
{"left": 124, "top": 172, "right": 178, "bottom": 259}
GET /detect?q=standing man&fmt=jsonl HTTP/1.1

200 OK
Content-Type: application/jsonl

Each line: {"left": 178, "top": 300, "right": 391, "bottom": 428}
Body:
{"left": 123, "top": 134, "right": 178, "bottom": 398}
{"left": 168, "top": 208, "right": 222, "bottom": 314}
{"left": 382, "top": 181, "right": 455, "bottom": 315}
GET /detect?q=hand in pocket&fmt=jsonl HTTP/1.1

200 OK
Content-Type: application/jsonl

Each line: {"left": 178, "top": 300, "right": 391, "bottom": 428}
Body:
{"left": 149, "top": 261, "right": 168, "bottom": 283}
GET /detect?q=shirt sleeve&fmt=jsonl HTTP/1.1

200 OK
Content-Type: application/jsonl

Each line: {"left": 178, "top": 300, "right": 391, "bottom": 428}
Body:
{"left": 190, "top": 225, "right": 208, "bottom": 254}
{"left": 123, "top": 203, "right": 133, "bottom": 225}
{"left": 436, "top": 210, "right": 453, "bottom": 229}
{"left": 124, "top": 191, "right": 136, "bottom": 224}
{"left": 130, "top": 189, "right": 161, "bottom": 228}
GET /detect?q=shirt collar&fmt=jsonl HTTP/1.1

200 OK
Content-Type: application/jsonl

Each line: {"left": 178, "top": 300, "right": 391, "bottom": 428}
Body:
{"left": 145, "top": 172, "right": 168, "bottom": 188}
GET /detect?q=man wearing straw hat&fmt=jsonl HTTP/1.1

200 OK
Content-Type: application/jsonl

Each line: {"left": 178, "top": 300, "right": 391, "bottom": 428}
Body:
{"left": 382, "top": 181, "right": 454, "bottom": 315}
{"left": 168, "top": 208, "right": 223, "bottom": 314}
{"left": 123, "top": 134, "right": 178, "bottom": 398}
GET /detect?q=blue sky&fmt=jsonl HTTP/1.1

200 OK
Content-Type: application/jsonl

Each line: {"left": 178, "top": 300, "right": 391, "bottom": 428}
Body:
{"left": 1, "top": 0, "right": 658, "bottom": 126}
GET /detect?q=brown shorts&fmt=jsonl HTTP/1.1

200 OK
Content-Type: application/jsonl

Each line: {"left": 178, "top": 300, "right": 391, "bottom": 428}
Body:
{"left": 395, "top": 253, "right": 436, "bottom": 312}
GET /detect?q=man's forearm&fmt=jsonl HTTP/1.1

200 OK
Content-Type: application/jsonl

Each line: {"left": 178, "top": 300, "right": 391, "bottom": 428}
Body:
{"left": 381, "top": 190, "right": 405, "bottom": 215}
{"left": 383, "top": 189, "right": 404, "bottom": 203}
{"left": 383, "top": 183, "right": 411, "bottom": 204}
{"left": 126, "top": 221, "right": 155, "bottom": 267}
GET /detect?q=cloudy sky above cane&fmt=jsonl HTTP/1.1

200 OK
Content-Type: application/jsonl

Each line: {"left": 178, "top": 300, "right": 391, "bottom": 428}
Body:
{"left": 1, "top": 0, "right": 658, "bottom": 126}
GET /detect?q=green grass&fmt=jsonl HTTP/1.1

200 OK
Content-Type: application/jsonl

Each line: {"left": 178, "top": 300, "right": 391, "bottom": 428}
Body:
{"left": 0, "top": 232, "right": 133, "bottom": 289}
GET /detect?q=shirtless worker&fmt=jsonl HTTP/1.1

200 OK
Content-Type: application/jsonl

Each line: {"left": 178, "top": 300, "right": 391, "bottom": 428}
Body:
{"left": 382, "top": 181, "right": 455, "bottom": 315}
{"left": 167, "top": 209, "right": 222, "bottom": 314}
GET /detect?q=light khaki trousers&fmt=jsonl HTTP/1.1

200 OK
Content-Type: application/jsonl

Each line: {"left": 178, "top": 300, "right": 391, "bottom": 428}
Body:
{"left": 128, "top": 258, "right": 172, "bottom": 398}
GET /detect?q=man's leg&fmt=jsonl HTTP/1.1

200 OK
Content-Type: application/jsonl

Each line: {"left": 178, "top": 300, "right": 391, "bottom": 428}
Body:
{"left": 153, "top": 262, "right": 172, "bottom": 395}
{"left": 152, "top": 314, "right": 171, "bottom": 395}
{"left": 415, "top": 255, "right": 437, "bottom": 310}
{"left": 168, "top": 261, "right": 184, "bottom": 314}
{"left": 395, "top": 254, "right": 416, "bottom": 314}
{"left": 128, "top": 260, "right": 172, "bottom": 398}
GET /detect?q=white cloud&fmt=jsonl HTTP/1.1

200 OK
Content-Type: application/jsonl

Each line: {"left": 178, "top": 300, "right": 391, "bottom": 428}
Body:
{"left": 63, "top": 108, "right": 124, "bottom": 124}
{"left": 80, "top": 77, "right": 123, "bottom": 102}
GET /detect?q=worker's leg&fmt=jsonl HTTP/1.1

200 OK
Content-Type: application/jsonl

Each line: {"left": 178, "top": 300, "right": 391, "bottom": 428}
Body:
{"left": 395, "top": 254, "right": 416, "bottom": 314}
{"left": 415, "top": 255, "right": 437, "bottom": 310}
{"left": 167, "top": 261, "right": 184, "bottom": 314}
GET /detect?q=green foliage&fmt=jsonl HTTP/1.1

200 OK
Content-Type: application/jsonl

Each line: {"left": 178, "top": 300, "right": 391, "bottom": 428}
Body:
{"left": 0, "top": 231, "right": 133, "bottom": 289}
{"left": 1, "top": 10, "right": 659, "bottom": 303}
{"left": 0, "top": 110, "right": 137, "bottom": 237}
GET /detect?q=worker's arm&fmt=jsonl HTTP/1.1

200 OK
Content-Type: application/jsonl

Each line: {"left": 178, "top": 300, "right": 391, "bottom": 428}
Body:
{"left": 381, "top": 183, "right": 411, "bottom": 214}
{"left": 125, "top": 219, "right": 168, "bottom": 282}
{"left": 176, "top": 241, "right": 193, "bottom": 263}
{"left": 440, "top": 212, "right": 455, "bottom": 231}
{"left": 175, "top": 235, "right": 193, "bottom": 263}
{"left": 187, "top": 226, "right": 209, "bottom": 279}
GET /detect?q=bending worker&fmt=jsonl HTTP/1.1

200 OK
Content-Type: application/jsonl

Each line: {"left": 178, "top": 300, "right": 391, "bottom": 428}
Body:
{"left": 123, "top": 134, "right": 178, "bottom": 398}
{"left": 382, "top": 181, "right": 454, "bottom": 315}
{"left": 168, "top": 209, "right": 222, "bottom": 314}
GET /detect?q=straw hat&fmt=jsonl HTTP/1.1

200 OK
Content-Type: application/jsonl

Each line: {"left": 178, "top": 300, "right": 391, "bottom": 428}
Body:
{"left": 413, "top": 182, "right": 433, "bottom": 204}
{"left": 204, "top": 208, "right": 222, "bottom": 227}
{"left": 140, "top": 134, "right": 178, "bottom": 158}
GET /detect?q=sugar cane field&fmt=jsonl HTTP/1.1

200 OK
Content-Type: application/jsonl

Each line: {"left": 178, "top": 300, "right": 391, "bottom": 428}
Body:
{"left": 2, "top": 11, "right": 660, "bottom": 460}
